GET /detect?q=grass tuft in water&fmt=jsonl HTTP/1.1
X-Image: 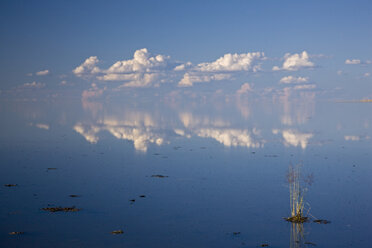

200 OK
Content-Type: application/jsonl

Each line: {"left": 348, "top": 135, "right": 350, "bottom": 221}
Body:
{"left": 285, "top": 163, "right": 311, "bottom": 223}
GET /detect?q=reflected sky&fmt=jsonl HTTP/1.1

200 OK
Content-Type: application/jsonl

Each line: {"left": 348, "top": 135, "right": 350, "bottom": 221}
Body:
{"left": 63, "top": 90, "right": 370, "bottom": 153}
{"left": 1, "top": 88, "right": 372, "bottom": 248}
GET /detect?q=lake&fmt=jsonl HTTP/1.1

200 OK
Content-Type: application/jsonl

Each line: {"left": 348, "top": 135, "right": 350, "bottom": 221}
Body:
{"left": 1, "top": 92, "right": 371, "bottom": 248}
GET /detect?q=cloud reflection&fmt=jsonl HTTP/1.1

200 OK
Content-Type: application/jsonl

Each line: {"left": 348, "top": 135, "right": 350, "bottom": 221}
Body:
{"left": 273, "top": 129, "right": 313, "bottom": 149}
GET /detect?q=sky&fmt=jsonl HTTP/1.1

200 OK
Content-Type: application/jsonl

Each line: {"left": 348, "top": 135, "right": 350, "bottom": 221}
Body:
{"left": 0, "top": 0, "right": 371, "bottom": 99}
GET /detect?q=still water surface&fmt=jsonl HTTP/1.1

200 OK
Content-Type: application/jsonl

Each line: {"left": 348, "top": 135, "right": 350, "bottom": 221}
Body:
{"left": 1, "top": 94, "right": 371, "bottom": 247}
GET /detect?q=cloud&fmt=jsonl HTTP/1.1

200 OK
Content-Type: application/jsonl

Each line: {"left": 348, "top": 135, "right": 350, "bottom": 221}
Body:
{"left": 279, "top": 76, "right": 309, "bottom": 84}
{"left": 178, "top": 73, "right": 231, "bottom": 87}
{"left": 177, "top": 52, "right": 264, "bottom": 87}
{"left": 35, "top": 123, "right": 50, "bottom": 130}
{"left": 29, "top": 123, "right": 50, "bottom": 130}
{"left": 174, "top": 62, "right": 193, "bottom": 71}
{"left": 36, "top": 70, "right": 49, "bottom": 76}
{"left": 98, "top": 73, "right": 160, "bottom": 87}
{"left": 345, "top": 59, "right": 361, "bottom": 65}
{"left": 273, "top": 51, "right": 315, "bottom": 71}
{"left": 236, "top": 83, "right": 253, "bottom": 94}
{"left": 195, "top": 52, "right": 264, "bottom": 72}
{"left": 19, "top": 81, "right": 45, "bottom": 89}
{"left": 345, "top": 59, "right": 371, "bottom": 65}
{"left": 106, "top": 48, "right": 170, "bottom": 74}
{"left": 73, "top": 56, "right": 100, "bottom": 76}
{"left": 73, "top": 49, "right": 172, "bottom": 87}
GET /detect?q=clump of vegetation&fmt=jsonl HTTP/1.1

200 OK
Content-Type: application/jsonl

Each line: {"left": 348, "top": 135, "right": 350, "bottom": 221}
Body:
{"left": 4, "top": 184, "right": 17, "bottom": 187}
{"left": 111, "top": 230, "right": 124, "bottom": 234}
{"left": 42, "top": 206, "right": 80, "bottom": 212}
{"left": 9, "top": 231, "right": 24, "bottom": 235}
{"left": 151, "top": 175, "right": 168, "bottom": 178}
{"left": 285, "top": 164, "right": 312, "bottom": 223}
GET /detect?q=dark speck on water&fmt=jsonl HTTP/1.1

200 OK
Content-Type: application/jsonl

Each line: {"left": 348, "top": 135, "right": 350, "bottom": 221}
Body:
{"left": 151, "top": 175, "right": 169, "bottom": 178}
{"left": 42, "top": 206, "right": 80, "bottom": 212}
{"left": 4, "top": 184, "right": 17, "bottom": 187}
{"left": 9, "top": 231, "right": 24, "bottom": 235}
{"left": 313, "top": 219, "right": 331, "bottom": 224}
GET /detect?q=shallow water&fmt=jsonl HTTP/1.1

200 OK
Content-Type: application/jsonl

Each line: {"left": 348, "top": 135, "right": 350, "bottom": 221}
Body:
{"left": 1, "top": 94, "right": 371, "bottom": 248}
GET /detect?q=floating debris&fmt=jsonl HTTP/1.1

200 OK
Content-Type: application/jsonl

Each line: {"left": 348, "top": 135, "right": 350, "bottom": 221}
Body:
{"left": 111, "top": 230, "right": 124, "bottom": 235}
{"left": 129, "top": 199, "right": 136, "bottom": 203}
{"left": 9, "top": 231, "right": 24, "bottom": 235}
{"left": 304, "top": 241, "right": 317, "bottom": 246}
{"left": 42, "top": 206, "right": 80, "bottom": 212}
{"left": 284, "top": 215, "right": 309, "bottom": 223}
{"left": 313, "top": 219, "right": 331, "bottom": 224}
{"left": 139, "top": 195, "right": 146, "bottom": 198}
{"left": 260, "top": 243, "right": 269, "bottom": 247}
{"left": 151, "top": 175, "right": 169, "bottom": 178}
{"left": 232, "top": 232, "right": 241, "bottom": 235}
{"left": 47, "top": 168, "right": 57, "bottom": 170}
{"left": 69, "top": 194, "right": 80, "bottom": 198}
{"left": 4, "top": 184, "right": 17, "bottom": 187}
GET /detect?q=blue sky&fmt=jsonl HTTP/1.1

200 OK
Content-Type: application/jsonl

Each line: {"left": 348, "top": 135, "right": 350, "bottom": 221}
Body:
{"left": 0, "top": 0, "right": 371, "bottom": 99}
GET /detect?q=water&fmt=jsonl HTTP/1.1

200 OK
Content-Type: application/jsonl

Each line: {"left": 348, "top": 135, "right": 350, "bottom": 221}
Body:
{"left": 1, "top": 93, "right": 371, "bottom": 247}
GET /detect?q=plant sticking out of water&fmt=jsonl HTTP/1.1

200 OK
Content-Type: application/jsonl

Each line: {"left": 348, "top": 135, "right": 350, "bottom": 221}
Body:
{"left": 285, "top": 163, "right": 312, "bottom": 223}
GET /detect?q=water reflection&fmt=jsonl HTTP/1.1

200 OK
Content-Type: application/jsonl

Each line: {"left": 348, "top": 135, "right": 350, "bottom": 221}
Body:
{"left": 73, "top": 93, "right": 318, "bottom": 152}
{"left": 290, "top": 223, "right": 306, "bottom": 248}
{"left": 68, "top": 91, "right": 372, "bottom": 153}
{"left": 1, "top": 91, "right": 372, "bottom": 248}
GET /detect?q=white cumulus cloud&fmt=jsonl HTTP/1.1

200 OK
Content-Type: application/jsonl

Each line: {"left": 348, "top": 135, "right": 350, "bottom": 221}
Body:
{"left": 74, "top": 49, "right": 172, "bottom": 87}
{"left": 196, "top": 52, "right": 264, "bottom": 72}
{"left": 279, "top": 76, "right": 309, "bottom": 84}
{"left": 177, "top": 52, "right": 264, "bottom": 87}
{"left": 73, "top": 56, "right": 100, "bottom": 76}
{"left": 106, "top": 48, "right": 170, "bottom": 74}
{"left": 273, "top": 51, "right": 315, "bottom": 71}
